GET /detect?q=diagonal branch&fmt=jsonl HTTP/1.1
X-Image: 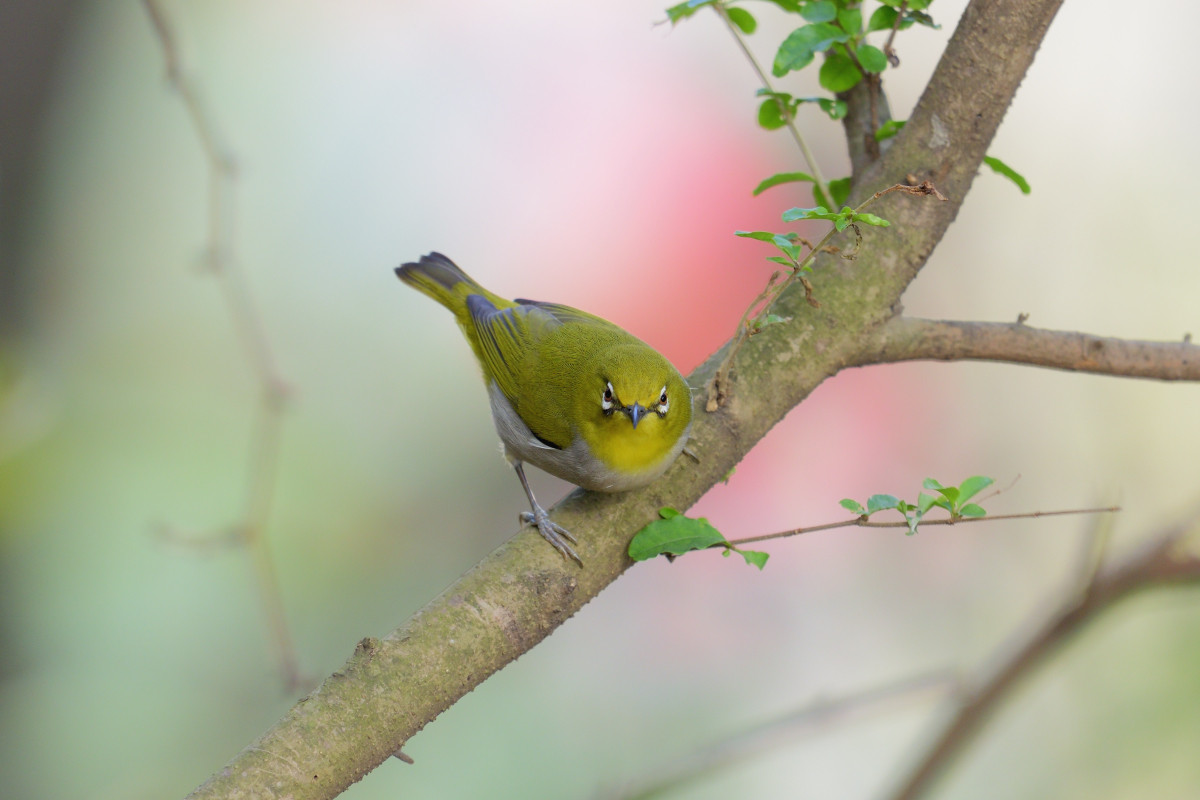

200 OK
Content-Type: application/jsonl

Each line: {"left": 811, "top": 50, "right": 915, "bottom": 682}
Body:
{"left": 858, "top": 317, "right": 1200, "bottom": 380}
{"left": 887, "top": 506, "right": 1200, "bottom": 800}
{"left": 184, "top": 1, "right": 1072, "bottom": 797}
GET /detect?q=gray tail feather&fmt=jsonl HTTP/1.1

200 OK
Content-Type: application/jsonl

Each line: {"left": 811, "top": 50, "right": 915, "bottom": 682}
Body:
{"left": 394, "top": 251, "right": 469, "bottom": 290}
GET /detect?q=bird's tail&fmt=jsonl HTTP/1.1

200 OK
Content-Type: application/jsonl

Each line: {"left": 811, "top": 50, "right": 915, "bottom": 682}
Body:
{"left": 395, "top": 252, "right": 505, "bottom": 314}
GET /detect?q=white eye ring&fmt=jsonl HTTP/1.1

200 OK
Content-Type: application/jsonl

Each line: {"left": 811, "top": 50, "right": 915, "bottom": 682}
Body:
{"left": 601, "top": 381, "right": 615, "bottom": 411}
{"left": 657, "top": 386, "right": 669, "bottom": 413}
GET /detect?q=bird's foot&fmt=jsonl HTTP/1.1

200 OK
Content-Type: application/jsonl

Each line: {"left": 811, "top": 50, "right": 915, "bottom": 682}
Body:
{"left": 519, "top": 507, "right": 582, "bottom": 566}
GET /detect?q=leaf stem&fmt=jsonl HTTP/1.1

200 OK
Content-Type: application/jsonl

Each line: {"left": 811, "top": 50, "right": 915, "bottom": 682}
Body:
{"left": 712, "top": 3, "right": 831, "bottom": 208}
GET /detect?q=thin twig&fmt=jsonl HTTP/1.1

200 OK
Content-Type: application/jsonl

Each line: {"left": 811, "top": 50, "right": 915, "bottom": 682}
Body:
{"left": 712, "top": 3, "right": 831, "bottom": 208}
{"left": 883, "top": 1, "right": 909, "bottom": 67}
{"left": 142, "top": 0, "right": 301, "bottom": 692}
{"left": 724, "top": 506, "right": 1121, "bottom": 548}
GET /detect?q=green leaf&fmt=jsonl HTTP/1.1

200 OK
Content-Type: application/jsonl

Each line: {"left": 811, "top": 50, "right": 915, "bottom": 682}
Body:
{"left": 907, "top": 9, "right": 939, "bottom": 29}
{"left": 752, "top": 172, "right": 816, "bottom": 196}
{"left": 917, "top": 492, "right": 938, "bottom": 514}
{"left": 800, "top": 1, "right": 836, "bottom": 23}
{"left": 906, "top": 511, "right": 922, "bottom": 535}
{"left": 819, "top": 50, "right": 863, "bottom": 92}
{"left": 666, "top": 0, "right": 712, "bottom": 24}
{"left": 738, "top": 549, "right": 770, "bottom": 569}
{"left": 867, "top": 6, "right": 897, "bottom": 32}
{"left": 856, "top": 44, "right": 888, "bottom": 73}
{"left": 757, "top": 98, "right": 789, "bottom": 130}
{"left": 834, "top": 215, "right": 849, "bottom": 232}
{"left": 959, "top": 503, "right": 987, "bottom": 518}
{"left": 760, "top": 0, "right": 802, "bottom": 11}
{"left": 735, "top": 230, "right": 780, "bottom": 242}
{"left": 726, "top": 6, "right": 757, "bottom": 34}
{"left": 781, "top": 206, "right": 837, "bottom": 222}
{"left": 983, "top": 155, "right": 1031, "bottom": 194}
{"left": 765, "top": 255, "right": 795, "bottom": 266}
{"left": 934, "top": 485, "right": 960, "bottom": 504}
{"left": 773, "top": 22, "right": 851, "bottom": 76}
{"left": 658, "top": 506, "right": 682, "bottom": 519}
{"left": 771, "top": 234, "right": 797, "bottom": 250}
{"left": 840, "top": 498, "right": 866, "bottom": 514}
{"left": 813, "top": 179, "right": 850, "bottom": 210}
{"left": 922, "top": 478, "right": 943, "bottom": 490}
{"left": 867, "top": 494, "right": 900, "bottom": 514}
{"left": 815, "top": 97, "right": 848, "bottom": 120}
{"left": 853, "top": 212, "right": 890, "bottom": 227}
{"left": 828, "top": 177, "right": 851, "bottom": 207}
{"left": 875, "top": 119, "right": 906, "bottom": 141}
{"left": 957, "top": 476, "right": 995, "bottom": 504}
{"left": 629, "top": 513, "right": 727, "bottom": 560}
{"left": 836, "top": 7, "right": 862, "bottom": 35}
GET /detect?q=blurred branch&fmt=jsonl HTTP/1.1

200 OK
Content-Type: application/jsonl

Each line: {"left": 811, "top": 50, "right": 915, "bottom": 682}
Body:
{"left": 860, "top": 317, "right": 1200, "bottom": 380}
{"left": 185, "top": 1, "right": 1073, "bottom": 798}
{"left": 607, "top": 670, "right": 958, "bottom": 800}
{"left": 142, "top": 0, "right": 301, "bottom": 692}
{"left": 887, "top": 506, "right": 1200, "bottom": 800}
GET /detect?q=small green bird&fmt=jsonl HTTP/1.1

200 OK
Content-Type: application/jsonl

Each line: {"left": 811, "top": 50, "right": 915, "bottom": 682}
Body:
{"left": 395, "top": 253, "right": 693, "bottom": 564}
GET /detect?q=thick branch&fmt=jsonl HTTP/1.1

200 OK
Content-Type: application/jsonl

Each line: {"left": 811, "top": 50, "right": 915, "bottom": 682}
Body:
{"left": 888, "top": 509, "right": 1200, "bottom": 800}
{"left": 186, "top": 1, "right": 1071, "bottom": 797}
{"left": 859, "top": 317, "right": 1200, "bottom": 380}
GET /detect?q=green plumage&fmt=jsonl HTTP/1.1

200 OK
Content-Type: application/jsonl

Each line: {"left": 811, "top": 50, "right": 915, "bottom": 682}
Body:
{"left": 395, "top": 252, "right": 693, "bottom": 563}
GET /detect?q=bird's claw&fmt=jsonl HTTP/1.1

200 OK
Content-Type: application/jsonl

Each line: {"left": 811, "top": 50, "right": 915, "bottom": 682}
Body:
{"left": 519, "top": 509, "right": 582, "bottom": 566}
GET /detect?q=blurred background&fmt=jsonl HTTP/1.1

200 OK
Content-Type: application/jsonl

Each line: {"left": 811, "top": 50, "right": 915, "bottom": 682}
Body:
{"left": 2, "top": 1, "right": 1199, "bottom": 798}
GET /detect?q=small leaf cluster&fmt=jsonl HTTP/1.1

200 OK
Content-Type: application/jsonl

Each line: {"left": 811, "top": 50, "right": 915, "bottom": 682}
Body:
{"left": 666, "top": 1, "right": 938, "bottom": 128}
{"left": 783, "top": 204, "right": 890, "bottom": 231}
{"left": 629, "top": 507, "right": 770, "bottom": 569}
{"left": 735, "top": 202, "right": 890, "bottom": 272}
{"left": 840, "top": 476, "right": 994, "bottom": 534}
{"left": 770, "top": 1, "right": 938, "bottom": 92}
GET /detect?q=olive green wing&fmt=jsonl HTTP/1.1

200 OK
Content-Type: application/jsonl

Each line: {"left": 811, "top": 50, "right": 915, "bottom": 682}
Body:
{"left": 463, "top": 293, "right": 562, "bottom": 408}
{"left": 511, "top": 298, "right": 615, "bottom": 329}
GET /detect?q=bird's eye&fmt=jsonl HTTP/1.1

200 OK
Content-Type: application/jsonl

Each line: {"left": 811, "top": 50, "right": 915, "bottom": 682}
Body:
{"left": 601, "top": 382, "right": 615, "bottom": 411}
{"left": 658, "top": 386, "right": 669, "bottom": 413}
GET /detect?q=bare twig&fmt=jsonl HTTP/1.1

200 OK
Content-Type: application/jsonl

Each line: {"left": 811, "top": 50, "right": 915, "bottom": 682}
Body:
{"left": 886, "top": 507, "right": 1200, "bottom": 800}
{"left": 142, "top": 0, "right": 301, "bottom": 692}
{"left": 723, "top": 506, "right": 1120, "bottom": 548}
{"left": 861, "top": 317, "right": 1200, "bottom": 381}
{"left": 883, "top": 1, "right": 909, "bottom": 67}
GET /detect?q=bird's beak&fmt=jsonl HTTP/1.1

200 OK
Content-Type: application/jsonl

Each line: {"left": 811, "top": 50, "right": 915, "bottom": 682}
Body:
{"left": 626, "top": 402, "right": 646, "bottom": 429}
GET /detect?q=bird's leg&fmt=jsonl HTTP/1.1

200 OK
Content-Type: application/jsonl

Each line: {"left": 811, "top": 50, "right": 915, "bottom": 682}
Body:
{"left": 514, "top": 462, "right": 582, "bottom": 566}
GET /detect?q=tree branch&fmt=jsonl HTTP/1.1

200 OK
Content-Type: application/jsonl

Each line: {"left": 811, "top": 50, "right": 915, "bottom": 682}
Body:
{"left": 887, "top": 506, "right": 1200, "bottom": 800}
{"left": 858, "top": 317, "right": 1200, "bottom": 380}
{"left": 185, "top": 1, "right": 1074, "bottom": 797}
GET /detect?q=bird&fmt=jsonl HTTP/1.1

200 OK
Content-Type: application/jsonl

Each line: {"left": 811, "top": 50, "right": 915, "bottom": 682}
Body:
{"left": 395, "top": 252, "right": 693, "bottom": 565}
